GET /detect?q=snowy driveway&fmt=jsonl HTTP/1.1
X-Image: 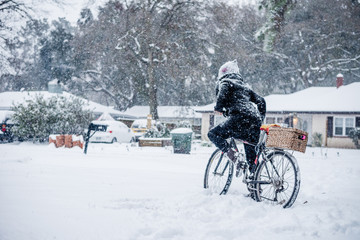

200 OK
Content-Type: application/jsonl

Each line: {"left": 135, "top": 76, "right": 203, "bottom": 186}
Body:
{"left": 0, "top": 142, "right": 359, "bottom": 240}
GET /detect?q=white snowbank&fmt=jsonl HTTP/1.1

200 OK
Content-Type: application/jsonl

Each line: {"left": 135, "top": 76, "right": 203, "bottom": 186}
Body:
{"left": 0, "top": 143, "right": 359, "bottom": 240}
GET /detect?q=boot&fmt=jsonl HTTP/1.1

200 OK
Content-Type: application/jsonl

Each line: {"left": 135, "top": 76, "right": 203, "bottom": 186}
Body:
{"left": 226, "top": 148, "right": 238, "bottom": 164}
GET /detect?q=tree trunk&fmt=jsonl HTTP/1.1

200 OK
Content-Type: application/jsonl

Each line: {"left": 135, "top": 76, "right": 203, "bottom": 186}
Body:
{"left": 147, "top": 48, "right": 159, "bottom": 120}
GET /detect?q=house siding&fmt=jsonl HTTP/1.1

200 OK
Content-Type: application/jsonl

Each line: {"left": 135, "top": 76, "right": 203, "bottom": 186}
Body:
{"left": 312, "top": 114, "right": 328, "bottom": 145}
{"left": 327, "top": 137, "right": 355, "bottom": 148}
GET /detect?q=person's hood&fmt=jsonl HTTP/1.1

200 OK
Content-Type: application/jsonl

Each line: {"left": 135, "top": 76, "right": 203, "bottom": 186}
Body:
{"left": 217, "top": 60, "right": 241, "bottom": 80}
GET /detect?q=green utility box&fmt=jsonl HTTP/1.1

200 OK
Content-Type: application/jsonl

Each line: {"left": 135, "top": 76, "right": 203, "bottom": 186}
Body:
{"left": 170, "top": 128, "right": 193, "bottom": 154}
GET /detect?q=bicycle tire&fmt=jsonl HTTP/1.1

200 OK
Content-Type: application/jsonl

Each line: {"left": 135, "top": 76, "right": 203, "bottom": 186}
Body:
{"left": 254, "top": 150, "right": 300, "bottom": 208}
{"left": 204, "top": 149, "right": 234, "bottom": 195}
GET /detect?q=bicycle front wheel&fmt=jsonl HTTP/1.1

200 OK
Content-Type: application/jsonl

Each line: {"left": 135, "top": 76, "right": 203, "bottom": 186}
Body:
{"left": 254, "top": 150, "right": 300, "bottom": 208}
{"left": 204, "top": 149, "right": 234, "bottom": 195}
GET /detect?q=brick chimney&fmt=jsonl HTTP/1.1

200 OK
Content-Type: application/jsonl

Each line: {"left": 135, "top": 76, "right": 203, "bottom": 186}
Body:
{"left": 336, "top": 73, "right": 343, "bottom": 88}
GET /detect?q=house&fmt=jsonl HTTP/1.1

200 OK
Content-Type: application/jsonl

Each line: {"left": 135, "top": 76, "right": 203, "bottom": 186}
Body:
{"left": 121, "top": 105, "right": 202, "bottom": 135}
{"left": 0, "top": 80, "right": 136, "bottom": 123}
{"left": 196, "top": 80, "right": 360, "bottom": 149}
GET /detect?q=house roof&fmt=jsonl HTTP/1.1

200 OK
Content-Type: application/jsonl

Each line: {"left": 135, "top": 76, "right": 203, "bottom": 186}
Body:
{"left": 195, "top": 82, "right": 360, "bottom": 114}
{"left": 0, "top": 91, "right": 136, "bottom": 119}
{"left": 122, "top": 106, "right": 202, "bottom": 119}
{"left": 265, "top": 82, "right": 360, "bottom": 113}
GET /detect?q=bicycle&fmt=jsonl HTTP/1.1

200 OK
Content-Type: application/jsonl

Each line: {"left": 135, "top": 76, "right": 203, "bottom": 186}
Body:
{"left": 203, "top": 125, "right": 301, "bottom": 208}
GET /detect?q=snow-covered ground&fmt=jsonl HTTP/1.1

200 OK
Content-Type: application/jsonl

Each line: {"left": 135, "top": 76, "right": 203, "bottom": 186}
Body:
{"left": 0, "top": 142, "right": 359, "bottom": 240}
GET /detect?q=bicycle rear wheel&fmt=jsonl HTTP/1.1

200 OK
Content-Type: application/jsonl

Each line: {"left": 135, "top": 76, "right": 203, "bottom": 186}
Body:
{"left": 204, "top": 149, "right": 234, "bottom": 195}
{"left": 254, "top": 150, "right": 300, "bottom": 208}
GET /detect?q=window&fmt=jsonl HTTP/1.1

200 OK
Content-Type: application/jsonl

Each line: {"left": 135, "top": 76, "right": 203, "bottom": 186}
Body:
{"left": 265, "top": 117, "right": 283, "bottom": 125}
{"left": 265, "top": 117, "right": 275, "bottom": 124}
{"left": 334, "top": 117, "right": 355, "bottom": 136}
{"left": 345, "top": 118, "right": 354, "bottom": 135}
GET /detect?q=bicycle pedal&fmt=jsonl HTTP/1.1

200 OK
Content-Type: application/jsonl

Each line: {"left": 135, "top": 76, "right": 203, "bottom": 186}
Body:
{"left": 235, "top": 161, "right": 246, "bottom": 178}
{"left": 235, "top": 160, "right": 246, "bottom": 168}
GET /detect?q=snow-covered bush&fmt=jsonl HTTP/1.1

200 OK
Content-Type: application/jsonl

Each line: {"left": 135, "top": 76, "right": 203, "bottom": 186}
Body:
{"left": 349, "top": 128, "right": 360, "bottom": 149}
{"left": 143, "top": 122, "right": 170, "bottom": 138}
{"left": 11, "top": 94, "right": 92, "bottom": 142}
{"left": 175, "top": 120, "right": 192, "bottom": 129}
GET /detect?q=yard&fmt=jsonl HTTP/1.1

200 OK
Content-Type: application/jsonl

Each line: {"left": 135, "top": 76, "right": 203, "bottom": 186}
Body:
{"left": 0, "top": 142, "right": 359, "bottom": 240}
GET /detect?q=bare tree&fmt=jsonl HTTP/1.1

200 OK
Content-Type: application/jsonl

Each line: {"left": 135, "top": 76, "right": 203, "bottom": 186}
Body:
{"left": 271, "top": 0, "right": 360, "bottom": 91}
{"left": 255, "top": 0, "right": 297, "bottom": 52}
{"left": 0, "top": 0, "right": 31, "bottom": 74}
{"left": 71, "top": 3, "right": 137, "bottom": 111}
{"left": 115, "top": 0, "right": 196, "bottom": 119}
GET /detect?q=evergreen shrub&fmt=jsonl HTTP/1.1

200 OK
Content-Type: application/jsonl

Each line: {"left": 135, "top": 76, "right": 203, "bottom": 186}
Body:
{"left": 312, "top": 132, "right": 323, "bottom": 147}
{"left": 349, "top": 128, "right": 360, "bottom": 149}
{"left": 144, "top": 122, "right": 171, "bottom": 138}
{"left": 12, "top": 94, "right": 92, "bottom": 142}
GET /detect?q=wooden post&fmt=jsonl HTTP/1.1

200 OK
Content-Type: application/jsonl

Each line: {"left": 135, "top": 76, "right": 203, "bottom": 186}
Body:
{"left": 147, "top": 114, "right": 152, "bottom": 129}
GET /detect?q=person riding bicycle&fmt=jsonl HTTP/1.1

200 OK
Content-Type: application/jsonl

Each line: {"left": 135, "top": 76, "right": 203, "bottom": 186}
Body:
{"left": 208, "top": 60, "right": 266, "bottom": 174}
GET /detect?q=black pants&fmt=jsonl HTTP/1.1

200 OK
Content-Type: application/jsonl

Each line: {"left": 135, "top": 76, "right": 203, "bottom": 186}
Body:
{"left": 208, "top": 115, "right": 261, "bottom": 164}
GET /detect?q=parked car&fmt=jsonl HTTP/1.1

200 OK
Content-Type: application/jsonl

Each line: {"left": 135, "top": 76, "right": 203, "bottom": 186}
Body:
{"left": 90, "top": 120, "right": 135, "bottom": 143}
{"left": 0, "top": 119, "right": 15, "bottom": 143}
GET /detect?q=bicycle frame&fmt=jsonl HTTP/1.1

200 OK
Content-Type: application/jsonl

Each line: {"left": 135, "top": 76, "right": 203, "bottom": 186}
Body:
{"left": 213, "top": 155, "right": 231, "bottom": 177}
{"left": 228, "top": 136, "right": 286, "bottom": 189}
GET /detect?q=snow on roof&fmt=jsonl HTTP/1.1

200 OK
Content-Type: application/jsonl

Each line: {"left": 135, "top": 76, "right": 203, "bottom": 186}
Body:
{"left": 96, "top": 112, "right": 115, "bottom": 121}
{"left": 194, "top": 103, "right": 215, "bottom": 113}
{"left": 0, "top": 91, "right": 135, "bottom": 118}
{"left": 265, "top": 82, "right": 360, "bottom": 113}
{"left": 122, "top": 106, "right": 202, "bottom": 119}
{"left": 195, "top": 82, "right": 360, "bottom": 113}
{"left": 48, "top": 79, "right": 59, "bottom": 85}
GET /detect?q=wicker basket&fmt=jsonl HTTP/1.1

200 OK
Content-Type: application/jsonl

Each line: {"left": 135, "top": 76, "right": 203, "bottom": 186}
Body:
{"left": 266, "top": 127, "right": 308, "bottom": 153}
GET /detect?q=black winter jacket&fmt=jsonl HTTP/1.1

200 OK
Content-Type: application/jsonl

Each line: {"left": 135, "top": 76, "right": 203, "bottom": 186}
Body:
{"left": 214, "top": 73, "right": 266, "bottom": 123}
